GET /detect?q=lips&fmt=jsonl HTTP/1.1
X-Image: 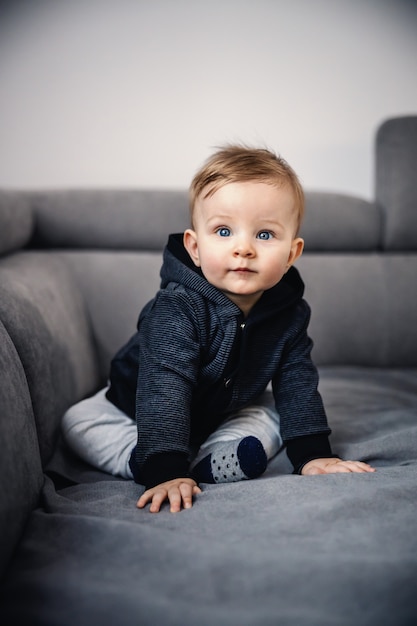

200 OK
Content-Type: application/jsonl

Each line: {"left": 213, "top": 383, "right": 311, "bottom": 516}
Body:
{"left": 232, "top": 267, "right": 255, "bottom": 273}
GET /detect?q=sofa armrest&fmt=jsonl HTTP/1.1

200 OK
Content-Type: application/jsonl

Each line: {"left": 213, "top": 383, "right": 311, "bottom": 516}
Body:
{"left": 0, "top": 320, "right": 43, "bottom": 578}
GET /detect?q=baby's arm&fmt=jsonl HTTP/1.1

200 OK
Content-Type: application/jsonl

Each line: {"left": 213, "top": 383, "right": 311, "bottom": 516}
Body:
{"left": 137, "top": 478, "right": 202, "bottom": 513}
{"left": 301, "top": 458, "right": 375, "bottom": 475}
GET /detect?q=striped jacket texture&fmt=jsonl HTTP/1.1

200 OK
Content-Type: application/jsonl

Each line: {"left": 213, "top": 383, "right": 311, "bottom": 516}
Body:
{"left": 107, "top": 234, "right": 332, "bottom": 488}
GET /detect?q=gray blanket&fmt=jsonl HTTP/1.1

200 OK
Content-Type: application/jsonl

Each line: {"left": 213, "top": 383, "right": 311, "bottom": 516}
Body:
{"left": 1, "top": 367, "right": 416, "bottom": 626}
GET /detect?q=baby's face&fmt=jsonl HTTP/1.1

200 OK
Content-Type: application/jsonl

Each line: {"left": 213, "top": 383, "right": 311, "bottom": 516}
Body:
{"left": 184, "top": 181, "right": 304, "bottom": 316}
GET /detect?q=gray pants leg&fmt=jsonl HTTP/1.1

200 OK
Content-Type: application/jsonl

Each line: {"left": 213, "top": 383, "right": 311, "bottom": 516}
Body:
{"left": 62, "top": 388, "right": 282, "bottom": 480}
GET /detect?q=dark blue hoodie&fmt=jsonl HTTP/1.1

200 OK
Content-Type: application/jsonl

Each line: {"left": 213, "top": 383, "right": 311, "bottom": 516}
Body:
{"left": 107, "top": 234, "right": 333, "bottom": 488}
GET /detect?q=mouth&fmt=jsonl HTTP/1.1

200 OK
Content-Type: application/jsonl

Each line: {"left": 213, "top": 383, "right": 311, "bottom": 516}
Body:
{"left": 232, "top": 267, "right": 256, "bottom": 273}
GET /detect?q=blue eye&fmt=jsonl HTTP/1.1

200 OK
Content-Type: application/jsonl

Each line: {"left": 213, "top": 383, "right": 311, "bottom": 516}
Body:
{"left": 257, "top": 231, "right": 273, "bottom": 240}
{"left": 217, "top": 227, "right": 231, "bottom": 237}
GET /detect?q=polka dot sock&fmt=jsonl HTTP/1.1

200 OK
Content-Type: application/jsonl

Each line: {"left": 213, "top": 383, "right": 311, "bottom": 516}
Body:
{"left": 191, "top": 436, "right": 268, "bottom": 484}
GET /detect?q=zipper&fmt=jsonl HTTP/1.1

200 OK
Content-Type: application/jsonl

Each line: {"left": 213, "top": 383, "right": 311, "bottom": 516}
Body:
{"left": 223, "top": 317, "right": 246, "bottom": 388}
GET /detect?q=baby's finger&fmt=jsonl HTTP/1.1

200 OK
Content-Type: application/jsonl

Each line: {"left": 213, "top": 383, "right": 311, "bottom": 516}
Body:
{"left": 149, "top": 490, "right": 168, "bottom": 513}
{"left": 332, "top": 463, "right": 356, "bottom": 473}
{"left": 136, "top": 490, "right": 152, "bottom": 509}
{"left": 167, "top": 487, "right": 182, "bottom": 513}
{"left": 330, "top": 461, "right": 369, "bottom": 474}
{"left": 178, "top": 482, "right": 199, "bottom": 510}
{"left": 303, "top": 465, "right": 326, "bottom": 475}
{"left": 343, "top": 460, "right": 376, "bottom": 473}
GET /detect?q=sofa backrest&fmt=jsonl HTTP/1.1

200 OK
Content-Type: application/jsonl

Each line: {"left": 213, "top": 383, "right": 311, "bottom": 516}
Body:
{"left": 9, "top": 189, "right": 383, "bottom": 368}
{"left": 376, "top": 116, "right": 417, "bottom": 251}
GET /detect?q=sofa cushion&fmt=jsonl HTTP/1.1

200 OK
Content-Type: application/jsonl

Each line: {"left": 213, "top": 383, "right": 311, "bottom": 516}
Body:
{"left": 59, "top": 251, "right": 163, "bottom": 378}
{"left": 30, "top": 189, "right": 190, "bottom": 251}
{"left": 0, "top": 192, "right": 33, "bottom": 256}
{"left": 376, "top": 116, "right": 417, "bottom": 251}
{"left": 0, "top": 320, "right": 43, "bottom": 577}
{"left": 301, "top": 192, "right": 380, "bottom": 251}
{"left": 25, "top": 188, "right": 382, "bottom": 254}
{"left": 298, "top": 253, "right": 417, "bottom": 366}
{"left": 1, "top": 368, "right": 416, "bottom": 626}
{"left": 0, "top": 253, "right": 100, "bottom": 465}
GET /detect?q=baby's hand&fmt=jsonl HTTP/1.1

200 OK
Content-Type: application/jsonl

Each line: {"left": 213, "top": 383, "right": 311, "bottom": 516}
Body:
{"left": 137, "top": 478, "right": 202, "bottom": 513}
{"left": 301, "top": 457, "right": 376, "bottom": 476}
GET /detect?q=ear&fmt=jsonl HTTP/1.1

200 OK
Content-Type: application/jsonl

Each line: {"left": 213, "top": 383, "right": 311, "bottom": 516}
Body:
{"left": 183, "top": 229, "right": 201, "bottom": 267}
{"left": 286, "top": 237, "right": 304, "bottom": 271}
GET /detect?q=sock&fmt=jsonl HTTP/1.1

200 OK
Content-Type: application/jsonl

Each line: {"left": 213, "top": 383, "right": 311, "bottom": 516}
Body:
{"left": 191, "top": 436, "right": 267, "bottom": 484}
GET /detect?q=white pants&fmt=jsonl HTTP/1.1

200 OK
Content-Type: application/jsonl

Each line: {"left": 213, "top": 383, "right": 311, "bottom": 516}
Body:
{"left": 62, "top": 387, "right": 282, "bottom": 480}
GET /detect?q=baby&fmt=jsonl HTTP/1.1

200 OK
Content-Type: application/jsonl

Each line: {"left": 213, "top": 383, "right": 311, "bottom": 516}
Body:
{"left": 62, "top": 145, "right": 375, "bottom": 513}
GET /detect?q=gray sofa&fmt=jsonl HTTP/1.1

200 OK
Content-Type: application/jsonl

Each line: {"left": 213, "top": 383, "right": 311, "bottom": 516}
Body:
{"left": 0, "top": 116, "right": 416, "bottom": 626}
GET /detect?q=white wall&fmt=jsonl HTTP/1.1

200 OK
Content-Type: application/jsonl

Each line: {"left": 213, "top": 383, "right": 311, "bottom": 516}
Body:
{"left": 0, "top": 0, "right": 416, "bottom": 199}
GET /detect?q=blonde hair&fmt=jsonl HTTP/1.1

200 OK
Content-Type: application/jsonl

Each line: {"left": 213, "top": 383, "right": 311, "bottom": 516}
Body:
{"left": 189, "top": 145, "right": 305, "bottom": 234}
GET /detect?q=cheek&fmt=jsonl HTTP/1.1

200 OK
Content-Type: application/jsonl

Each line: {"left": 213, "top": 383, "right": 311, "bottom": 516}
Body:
{"left": 198, "top": 245, "right": 227, "bottom": 278}
{"left": 268, "top": 264, "right": 287, "bottom": 282}
{"left": 263, "top": 250, "right": 291, "bottom": 280}
{"left": 264, "top": 243, "right": 289, "bottom": 261}
{"left": 201, "top": 254, "right": 223, "bottom": 276}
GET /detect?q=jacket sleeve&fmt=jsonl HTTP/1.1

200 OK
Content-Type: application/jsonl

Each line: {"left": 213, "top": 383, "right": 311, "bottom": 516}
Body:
{"left": 130, "top": 289, "right": 201, "bottom": 488}
{"left": 271, "top": 301, "right": 333, "bottom": 470}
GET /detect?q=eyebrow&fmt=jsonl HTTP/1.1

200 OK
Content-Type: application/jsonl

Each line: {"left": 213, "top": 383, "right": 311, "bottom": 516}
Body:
{"left": 205, "top": 213, "right": 233, "bottom": 223}
{"left": 205, "top": 213, "right": 283, "bottom": 225}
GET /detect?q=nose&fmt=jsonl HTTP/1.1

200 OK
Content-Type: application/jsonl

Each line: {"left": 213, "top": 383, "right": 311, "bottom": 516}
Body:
{"left": 233, "top": 236, "right": 255, "bottom": 258}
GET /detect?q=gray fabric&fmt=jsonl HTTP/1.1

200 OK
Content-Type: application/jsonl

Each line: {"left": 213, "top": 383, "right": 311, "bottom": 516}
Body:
{"left": 0, "top": 191, "right": 33, "bottom": 256}
{"left": 376, "top": 116, "right": 417, "bottom": 251}
{"left": 301, "top": 192, "right": 381, "bottom": 251}
{"left": 4, "top": 187, "right": 381, "bottom": 254}
{"left": 0, "top": 367, "right": 416, "bottom": 625}
{"left": 57, "top": 251, "right": 417, "bottom": 374}
{"left": 0, "top": 252, "right": 100, "bottom": 464}
{"left": 0, "top": 320, "right": 43, "bottom": 578}
{"left": 298, "top": 253, "right": 417, "bottom": 366}
{"left": 59, "top": 251, "right": 163, "bottom": 378}
{"left": 30, "top": 189, "right": 190, "bottom": 250}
